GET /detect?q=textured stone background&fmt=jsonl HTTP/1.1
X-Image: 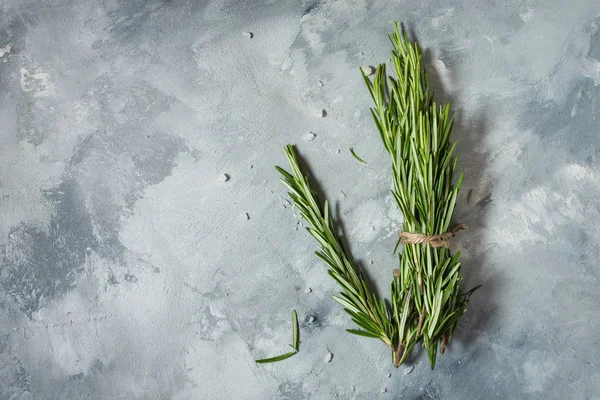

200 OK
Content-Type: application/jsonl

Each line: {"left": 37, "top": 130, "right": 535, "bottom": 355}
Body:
{"left": 1, "top": 0, "right": 599, "bottom": 399}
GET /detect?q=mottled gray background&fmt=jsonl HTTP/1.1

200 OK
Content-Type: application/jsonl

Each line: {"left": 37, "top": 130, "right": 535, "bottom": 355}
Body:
{"left": 1, "top": 0, "right": 599, "bottom": 399}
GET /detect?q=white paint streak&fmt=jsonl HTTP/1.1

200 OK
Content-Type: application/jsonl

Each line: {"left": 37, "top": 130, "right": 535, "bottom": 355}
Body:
{"left": 0, "top": 142, "right": 60, "bottom": 239}
{"left": 522, "top": 353, "right": 558, "bottom": 394}
{"left": 20, "top": 67, "right": 55, "bottom": 97}
{"left": 0, "top": 44, "right": 11, "bottom": 57}
{"left": 519, "top": 7, "right": 535, "bottom": 22}
{"left": 582, "top": 57, "right": 600, "bottom": 86}
{"left": 347, "top": 199, "right": 387, "bottom": 243}
{"left": 431, "top": 8, "right": 455, "bottom": 29}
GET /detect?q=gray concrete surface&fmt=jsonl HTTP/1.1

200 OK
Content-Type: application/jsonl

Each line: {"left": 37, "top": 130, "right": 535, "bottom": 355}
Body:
{"left": 1, "top": 0, "right": 600, "bottom": 399}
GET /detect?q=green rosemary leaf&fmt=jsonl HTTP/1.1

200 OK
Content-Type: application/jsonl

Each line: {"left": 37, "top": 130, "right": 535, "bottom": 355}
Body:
{"left": 344, "top": 309, "right": 382, "bottom": 333}
{"left": 255, "top": 351, "right": 298, "bottom": 364}
{"left": 327, "top": 270, "right": 360, "bottom": 297}
{"left": 331, "top": 294, "right": 361, "bottom": 315}
{"left": 462, "top": 284, "right": 482, "bottom": 299}
{"left": 392, "top": 237, "right": 402, "bottom": 254}
{"left": 398, "top": 287, "right": 412, "bottom": 343}
{"left": 433, "top": 309, "right": 460, "bottom": 338}
{"left": 360, "top": 69, "right": 376, "bottom": 105}
{"left": 275, "top": 166, "right": 294, "bottom": 181}
{"left": 428, "top": 282, "right": 444, "bottom": 337}
{"left": 291, "top": 309, "right": 300, "bottom": 350}
{"left": 347, "top": 329, "right": 380, "bottom": 338}
{"left": 256, "top": 309, "right": 300, "bottom": 364}
{"left": 349, "top": 148, "right": 366, "bottom": 163}
{"left": 426, "top": 340, "right": 438, "bottom": 370}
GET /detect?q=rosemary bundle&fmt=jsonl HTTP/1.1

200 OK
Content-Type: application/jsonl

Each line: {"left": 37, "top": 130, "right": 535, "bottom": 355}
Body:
{"left": 276, "top": 23, "right": 477, "bottom": 369}
{"left": 362, "top": 22, "right": 479, "bottom": 368}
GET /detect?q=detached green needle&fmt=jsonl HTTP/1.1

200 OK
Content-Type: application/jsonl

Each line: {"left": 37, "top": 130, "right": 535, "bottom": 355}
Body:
{"left": 255, "top": 310, "right": 300, "bottom": 364}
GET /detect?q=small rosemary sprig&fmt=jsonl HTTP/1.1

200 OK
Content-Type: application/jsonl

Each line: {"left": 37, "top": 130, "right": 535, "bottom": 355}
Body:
{"left": 277, "top": 145, "right": 405, "bottom": 366}
{"left": 276, "top": 147, "right": 395, "bottom": 349}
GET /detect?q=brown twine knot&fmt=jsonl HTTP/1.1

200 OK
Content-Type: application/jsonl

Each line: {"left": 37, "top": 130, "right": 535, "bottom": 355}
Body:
{"left": 398, "top": 224, "right": 467, "bottom": 250}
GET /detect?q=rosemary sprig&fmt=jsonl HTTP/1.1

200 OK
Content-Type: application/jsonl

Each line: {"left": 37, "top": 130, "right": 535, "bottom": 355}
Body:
{"left": 276, "top": 147, "right": 394, "bottom": 349}
{"left": 277, "top": 145, "right": 408, "bottom": 365}
{"left": 255, "top": 309, "right": 300, "bottom": 363}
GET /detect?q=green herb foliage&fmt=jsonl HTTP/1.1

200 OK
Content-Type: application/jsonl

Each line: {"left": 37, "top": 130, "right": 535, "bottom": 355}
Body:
{"left": 276, "top": 23, "right": 477, "bottom": 369}
{"left": 349, "top": 147, "right": 366, "bottom": 163}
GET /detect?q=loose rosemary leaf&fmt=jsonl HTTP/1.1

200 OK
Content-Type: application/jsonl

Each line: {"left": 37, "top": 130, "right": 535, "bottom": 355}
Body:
{"left": 255, "top": 309, "right": 300, "bottom": 364}
{"left": 255, "top": 351, "right": 297, "bottom": 364}
{"left": 349, "top": 148, "right": 366, "bottom": 163}
{"left": 291, "top": 309, "right": 300, "bottom": 350}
